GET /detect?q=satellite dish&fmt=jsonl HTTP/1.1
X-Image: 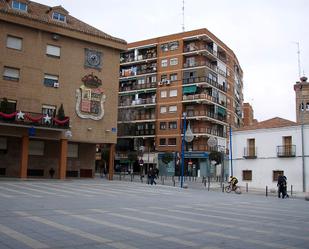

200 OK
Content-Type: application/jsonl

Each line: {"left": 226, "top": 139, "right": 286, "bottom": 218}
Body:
{"left": 185, "top": 122, "right": 194, "bottom": 142}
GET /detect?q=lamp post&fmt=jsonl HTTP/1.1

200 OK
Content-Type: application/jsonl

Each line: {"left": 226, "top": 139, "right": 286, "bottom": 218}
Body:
{"left": 229, "top": 124, "right": 233, "bottom": 176}
{"left": 300, "top": 101, "right": 306, "bottom": 192}
{"left": 180, "top": 112, "right": 186, "bottom": 188}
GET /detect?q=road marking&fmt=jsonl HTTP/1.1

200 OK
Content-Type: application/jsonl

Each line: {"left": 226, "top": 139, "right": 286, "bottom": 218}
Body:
{"left": 55, "top": 210, "right": 198, "bottom": 247}
{"left": 0, "top": 224, "right": 48, "bottom": 249}
{"left": 151, "top": 206, "right": 302, "bottom": 231}
{"left": 0, "top": 192, "right": 13, "bottom": 198}
{"left": 108, "top": 212, "right": 199, "bottom": 232}
{"left": 204, "top": 231, "right": 301, "bottom": 249}
{"left": 0, "top": 186, "right": 41, "bottom": 197}
{"left": 13, "top": 211, "right": 138, "bottom": 249}
{"left": 123, "top": 207, "right": 234, "bottom": 229}
{"left": 4, "top": 183, "right": 66, "bottom": 197}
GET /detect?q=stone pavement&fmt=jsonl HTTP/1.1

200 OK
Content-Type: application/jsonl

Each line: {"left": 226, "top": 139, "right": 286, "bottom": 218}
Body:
{"left": 0, "top": 178, "right": 308, "bottom": 249}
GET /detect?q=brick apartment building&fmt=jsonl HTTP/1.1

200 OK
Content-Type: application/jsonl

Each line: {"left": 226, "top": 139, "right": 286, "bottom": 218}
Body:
{"left": 116, "top": 29, "right": 243, "bottom": 177}
{"left": 0, "top": 0, "right": 126, "bottom": 178}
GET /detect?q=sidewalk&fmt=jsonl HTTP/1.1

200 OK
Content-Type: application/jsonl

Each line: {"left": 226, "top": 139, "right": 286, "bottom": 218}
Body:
{"left": 109, "top": 174, "right": 308, "bottom": 200}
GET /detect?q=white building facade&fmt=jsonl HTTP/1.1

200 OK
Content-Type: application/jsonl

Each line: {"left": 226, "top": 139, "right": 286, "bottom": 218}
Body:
{"left": 231, "top": 121, "right": 309, "bottom": 192}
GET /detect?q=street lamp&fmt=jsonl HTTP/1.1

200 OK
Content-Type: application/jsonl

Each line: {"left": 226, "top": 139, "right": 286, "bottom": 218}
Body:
{"left": 180, "top": 112, "right": 186, "bottom": 188}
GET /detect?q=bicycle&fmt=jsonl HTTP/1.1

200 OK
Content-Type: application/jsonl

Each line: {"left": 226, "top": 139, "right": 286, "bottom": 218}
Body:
{"left": 225, "top": 183, "right": 241, "bottom": 194}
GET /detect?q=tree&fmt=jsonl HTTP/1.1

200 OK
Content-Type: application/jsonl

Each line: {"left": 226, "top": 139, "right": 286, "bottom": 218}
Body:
{"left": 208, "top": 151, "right": 222, "bottom": 165}
{"left": 162, "top": 152, "right": 174, "bottom": 165}
{"left": 57, "top": 103, "right": 65, "bottom": 120}
{"left": 128, "top": 151, "right": 137, "bottom": 174}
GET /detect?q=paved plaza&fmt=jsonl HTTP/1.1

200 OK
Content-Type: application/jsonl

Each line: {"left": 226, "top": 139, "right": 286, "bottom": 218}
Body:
{"left": 0, "top": 179, "right": 308, "bottom": 249}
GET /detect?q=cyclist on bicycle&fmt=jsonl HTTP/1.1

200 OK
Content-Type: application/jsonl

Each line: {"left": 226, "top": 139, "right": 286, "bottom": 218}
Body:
{"left": 229, "top": 176, "right": 238, "bottom": 190}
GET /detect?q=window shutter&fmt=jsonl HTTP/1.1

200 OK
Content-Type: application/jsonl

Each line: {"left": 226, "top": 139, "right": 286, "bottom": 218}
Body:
{"left": 4, "top": 67, "right": 19, "bottom": 78}
{"left": 46, "top": 45, "right": 60, "bottom": 57}
{"left": 7, "top": 36, "right": 22, "bottom": 50}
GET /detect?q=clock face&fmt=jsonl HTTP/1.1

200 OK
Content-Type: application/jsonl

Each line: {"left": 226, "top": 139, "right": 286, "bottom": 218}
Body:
{"left": 85, "top": 49, "right": 102, "bottom": 69}
{"left": 87, "top": 52, "right": 100, "bottom": 66}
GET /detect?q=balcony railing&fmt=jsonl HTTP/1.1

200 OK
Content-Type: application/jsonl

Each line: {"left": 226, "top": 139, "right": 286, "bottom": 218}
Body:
{"left": 186, "top": 110, "right": 227, "bottom": 122}
{"left": 0, "top": 111, "right": 69, "bottom": 129}
{"left": 119, "top": 98, "right": 156, "bottom": 107}
{"left": 183, "top": 44, "right": 227, "bottom": 63}
{"left": 191, "top": 127, "right": 225, "bottom": 138}
{"left": 183, "top": 60, "right": 217, "bottom": 71}
{"left": 120, "top": 53, "right": 157, "bottom": 64}
{"left": 119, "top": 82, "right": 157, "bottom": 92}
{"left": 243, "top": 147, "right": 257, "bottom": 159}
{"left": 183, "top": 76, "right": 227, "bottom": 92}
{"left": 183, "top": 94, "right": 226, "bottom": 107}
{"left": 277, "top": 145, "right": 296, "bottom": 157}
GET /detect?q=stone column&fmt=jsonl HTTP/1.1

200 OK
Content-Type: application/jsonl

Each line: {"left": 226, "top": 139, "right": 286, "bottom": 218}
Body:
{"left": 58, "top": 139, "right": 68, "bottom": 179}
{"left": 108, "top": 143, "right": 115, "bottom": 180}
{"left": 19, "top": 135, "right": 29, "bottom": 178}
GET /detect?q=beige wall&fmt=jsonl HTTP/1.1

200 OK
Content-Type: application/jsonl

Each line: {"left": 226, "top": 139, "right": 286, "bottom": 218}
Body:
{"left": 1, "top": 20, "right": 122, "bottom": 144}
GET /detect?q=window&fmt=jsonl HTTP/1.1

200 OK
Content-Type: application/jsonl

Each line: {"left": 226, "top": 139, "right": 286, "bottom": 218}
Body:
{"left": 0, "top": 137, "right": 7, "bottom": 150}
{"left": 0, "top": 99, "right": 16, "bottom": 113}
{"left": 170, "top": 73, "right": 177, "bottom": 81}
{"left": 160, "top": 122, "right": 167, "bottom": 130}
{"left": 137, "top": 78, "right": 145, "bottom": 84}
{"left": 169, "top": 105, "right": 177, "bottom": 113}
{"left": 169, "top": 121, "right": 177, "bottom": 129}
{"left": 151, "top": 76, "right": 157, "bottom": 83}
{"left": 44, "top": 74, "right": 59, "bottom": 87}
{"left": 160, "top": 90, "right": 167, "bottom": 98}
{"left": 46, "top": 45, "right": 60, "bottom": 57}
{"left": 168, "top": 138, "right": 177, "bottom": 146}
{"left": 29, "top": 141, "right": 44, "bottom": 156}
{"left": 169, "top": 41, "right": 179, "bottom": 51}
{"left": 273, "top": 170, "right": 284, "bottom": 181}
{"left": 159, "top": 138, "right": 166, "bottom": 146}
{"left": 6, "top": 36, "right": 22, "bottom": 50}
{"left": 42, "top": 105, "right": 56, "bottom": 117}
{"left": 160, "top": 74, "right": 167, "bottom": 82}
{"left": 242, "top": 170, "right": 252, "bottom": 181}
{"left": 3, "top": 67, "right": 20, "bottom": 81}
{"left": 160, "top": 43, "right": 168, "bottom": 52}
{"left": 160, "top": 106, "right": 167, "bottom": 113}
{"left": 306, "top": 102, "right": 309, "bottom": 111}
{"left": 161, "top": 59, "right": 168, "bottom": 67}
{"left": 67, "top": 143, "right": 78, "bottom": 158}
{"left": 170, "top": 58, "right": 178, "bottom": 66}
{"left": 52, "top": 12, "right": 66, "bottom": 22}
{"left": 12, "top": 0, "right": 27, "bottom": 11}
{"left": 169, "top": 89, "right": 177, "bottom": 97}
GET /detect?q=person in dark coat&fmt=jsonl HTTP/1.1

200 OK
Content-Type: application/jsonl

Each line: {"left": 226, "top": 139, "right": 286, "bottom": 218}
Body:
{"left": 277, "top": 174, "right": 287, "bottom": 198}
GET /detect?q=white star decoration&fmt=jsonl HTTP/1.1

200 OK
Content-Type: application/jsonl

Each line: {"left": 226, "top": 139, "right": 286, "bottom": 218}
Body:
{"left": 43, "top": 114, "right": 51, "bottom": 124}
{"left": 16, "top": 111, "right": 25, "bottom": 120}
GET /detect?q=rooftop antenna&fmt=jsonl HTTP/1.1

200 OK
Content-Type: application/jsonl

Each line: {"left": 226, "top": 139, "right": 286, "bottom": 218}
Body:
{"left": 293, "top": 41, "right": 302, "bottom": 78}
{"left": 182, "top": 0, "right": 185, "bottom": 32}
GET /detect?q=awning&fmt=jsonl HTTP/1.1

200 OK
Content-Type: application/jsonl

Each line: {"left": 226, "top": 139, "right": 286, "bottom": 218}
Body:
{"left": 183, "top": 85, "right": 197, "bottom": 94}
{"left": 217, "top": 106, "right": 226, "bottom": 115}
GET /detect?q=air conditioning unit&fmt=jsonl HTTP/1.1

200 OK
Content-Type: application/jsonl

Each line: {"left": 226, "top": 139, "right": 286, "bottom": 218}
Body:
{"left": 53, "top": 82, "right": 59, "bottom": 88}
{"left": 166, "top": 80, "right": 171, "bottom": 85}
{"left": 158, "top": 82, "right": 163, "bottom": 86}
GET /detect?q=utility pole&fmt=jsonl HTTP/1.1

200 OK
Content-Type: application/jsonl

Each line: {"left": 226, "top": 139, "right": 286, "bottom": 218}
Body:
{"left": 182, "top": 0, "right": 185, "bottom": 32}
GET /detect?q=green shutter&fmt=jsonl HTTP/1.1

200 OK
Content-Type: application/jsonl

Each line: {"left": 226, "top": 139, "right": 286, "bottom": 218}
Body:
{"left": 183, "top": 85, "right": 197, "bottom": 94}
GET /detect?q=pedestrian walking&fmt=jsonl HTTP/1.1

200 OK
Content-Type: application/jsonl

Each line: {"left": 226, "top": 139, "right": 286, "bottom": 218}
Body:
{"left": 277, "top": 174, "right": 288, "bottom": 198}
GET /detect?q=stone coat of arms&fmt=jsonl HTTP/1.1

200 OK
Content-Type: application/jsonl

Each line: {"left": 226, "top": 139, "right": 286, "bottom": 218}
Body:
{"left": 76, "top": 73, "right": 106, "bottom": 120}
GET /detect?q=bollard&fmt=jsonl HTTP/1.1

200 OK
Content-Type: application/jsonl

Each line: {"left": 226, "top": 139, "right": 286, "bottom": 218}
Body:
{"left": 208, "top": 181, "right": 210, "bottom": 191}
{"left": 266, "top": 186, "right": 268, "bottom": 197}
{"left": 222, "top": 184, "right": 224, "bottom": 192}
{"left": 246, "top": 183, "right": 248, "bottom": 192}
{"left": 162, "top": 177, "right": 164, "bottom": 185}
{"left": 131, "top": 174, "right": 133, "bottom": 182}
{"left": 204, "top": 179, "right": 206, "bottom": 188}
{"left": 290, "top": 185, "right": 293, "bottom": 196}
{"left": 173, "top": 179, "right": 175, "bottom": 187}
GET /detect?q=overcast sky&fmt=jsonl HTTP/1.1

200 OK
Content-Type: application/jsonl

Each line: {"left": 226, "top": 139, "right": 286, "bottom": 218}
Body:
{"left": 38, "top": 0, "right": 309, "bottom": 122}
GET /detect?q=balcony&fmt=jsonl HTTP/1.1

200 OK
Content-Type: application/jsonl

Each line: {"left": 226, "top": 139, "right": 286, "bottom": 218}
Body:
{"left": 191, "top": 126, "right": 225, "bottom": 138}
{"left": 186, "top": 110, "right": 227, "bottom": 123}
{"left": 182, "top": 93, "right": 227, "bottom": 107}
{"left": 183, "top": 76, "right": 227, "bottom": 92}
{"left": 119, "top": 82, "right": 157, "bottom": 93}
{"left": 0, "top": 111, "right": 70, "bottom": 130}
{"left": 277, "top": 145, "right": 296, "bottom": 157}
{"left": 119, "top": 97, "right": 156, "bottom": 108}
{"left": 243, "top": 147, "right": 257, "bottom": 159}
{"left": 183, "top": 60, "right": 217, "bottom": 72}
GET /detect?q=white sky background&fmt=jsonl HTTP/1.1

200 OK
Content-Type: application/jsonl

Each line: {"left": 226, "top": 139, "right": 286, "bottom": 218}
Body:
{"left": 38, "top": 0, "right": 309, "bottom": 122}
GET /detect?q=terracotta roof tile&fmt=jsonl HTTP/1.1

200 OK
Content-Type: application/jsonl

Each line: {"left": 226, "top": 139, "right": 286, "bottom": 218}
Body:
{"left": 236, "top": 117, "right": 297, "bottom": 131}
{"left": 0, "top": 0, "right": 126, "bottom": 45}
